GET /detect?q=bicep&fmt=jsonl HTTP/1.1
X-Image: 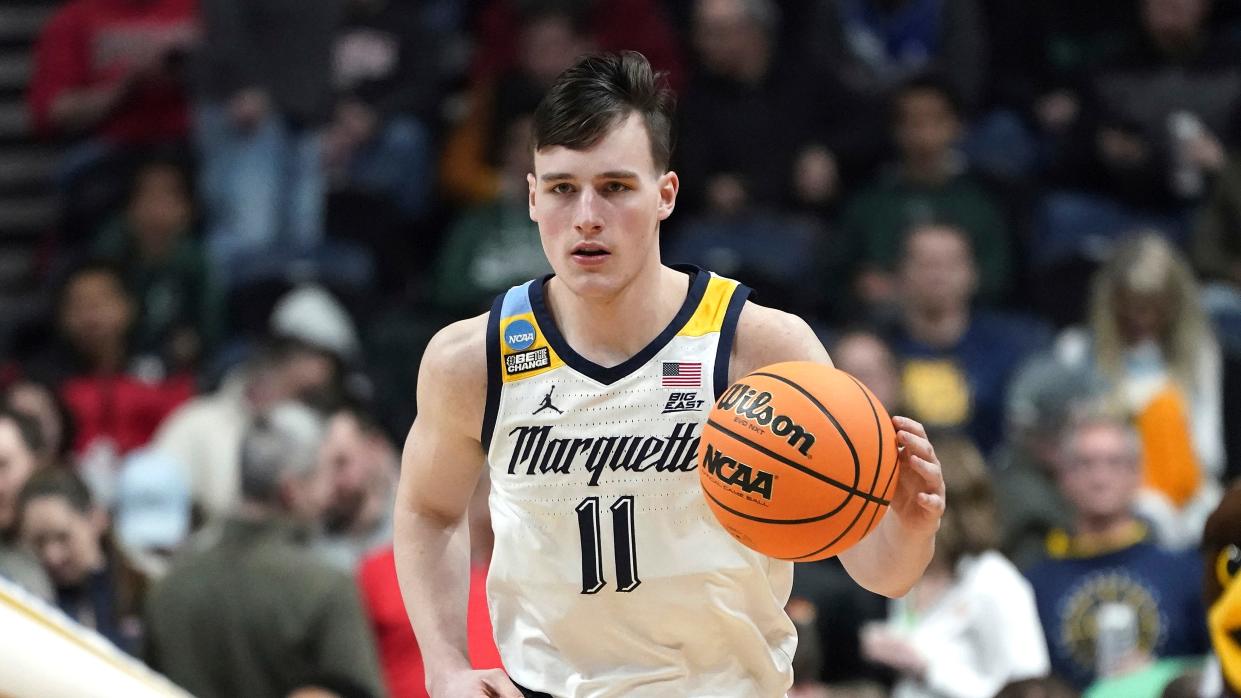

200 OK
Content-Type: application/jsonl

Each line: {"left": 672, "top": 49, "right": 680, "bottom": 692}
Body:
{"left": 396, "top": 321, "right": 490, "bottom": 525}
{"left": 397, "top": 409, "right": 487, "bottom": 525}
{"left": 729, "top": 302, "right": 832, "bottom": 383}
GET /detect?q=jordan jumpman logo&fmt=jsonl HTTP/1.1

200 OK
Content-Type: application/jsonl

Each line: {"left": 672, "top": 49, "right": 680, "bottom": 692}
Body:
{"left": 533, "top": 385, "right": 564, "bottom": 415}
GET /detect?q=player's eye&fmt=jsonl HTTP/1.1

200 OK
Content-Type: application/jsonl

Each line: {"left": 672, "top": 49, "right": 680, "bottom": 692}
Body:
{"left": 603, "top": 181, "right": 631, "bottom": 193}
{"left": 550, "top": 182, "right": 575, "bottom": 194}
{"left": 1218, "top": 544, "right": 1241, "bottom": 589}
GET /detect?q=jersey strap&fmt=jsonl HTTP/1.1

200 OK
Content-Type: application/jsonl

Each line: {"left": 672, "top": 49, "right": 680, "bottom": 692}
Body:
{"left": 482, "top": 281, "right": 567, "bottom": 449}
{"left": 674, "top": 273, "right": 751, "bottom": 396}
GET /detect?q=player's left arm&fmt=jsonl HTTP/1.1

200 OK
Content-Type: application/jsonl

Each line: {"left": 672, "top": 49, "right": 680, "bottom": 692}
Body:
{"left": 730, "top": 302, "right": 944, "bottom": 598}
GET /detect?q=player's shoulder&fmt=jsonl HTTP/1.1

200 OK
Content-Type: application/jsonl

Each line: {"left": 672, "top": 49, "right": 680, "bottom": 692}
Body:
{"left": 418, "top": 312, "right": 490, "bottom": 401}
{"left": 729, "top": 300, "right": 831, "bottom": 381}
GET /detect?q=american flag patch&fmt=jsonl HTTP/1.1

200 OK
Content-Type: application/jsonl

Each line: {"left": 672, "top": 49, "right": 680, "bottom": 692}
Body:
{"left": 661, "top": 361, "right": 702, "bottom": 387}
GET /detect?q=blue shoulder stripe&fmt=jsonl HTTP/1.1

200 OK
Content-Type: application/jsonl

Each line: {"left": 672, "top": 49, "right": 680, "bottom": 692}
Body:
{"left": 500, "top": 281, "right": 534, "bottom": 318}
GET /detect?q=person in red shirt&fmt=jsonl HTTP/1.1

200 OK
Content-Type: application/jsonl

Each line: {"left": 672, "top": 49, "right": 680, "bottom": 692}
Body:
{"left": 28, "top": 0, "right": 198, "bottom": 147}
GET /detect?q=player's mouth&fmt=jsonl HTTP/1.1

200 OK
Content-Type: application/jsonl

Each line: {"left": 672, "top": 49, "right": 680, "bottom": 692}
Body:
{"left": 570, "top": 243, "right": 611, "bottom": 267}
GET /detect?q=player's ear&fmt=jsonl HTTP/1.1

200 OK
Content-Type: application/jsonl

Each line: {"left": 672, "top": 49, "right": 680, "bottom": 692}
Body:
{"left": 657, "top": 170, "right": 679, "bottom": 222}
{"left": 527, "top": 172, "right": 538, "bottom": 222}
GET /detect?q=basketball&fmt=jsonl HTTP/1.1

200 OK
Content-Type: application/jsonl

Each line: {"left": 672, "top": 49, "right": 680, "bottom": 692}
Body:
{"left": 698, "top": 361, "right": 899, "bottom": 561}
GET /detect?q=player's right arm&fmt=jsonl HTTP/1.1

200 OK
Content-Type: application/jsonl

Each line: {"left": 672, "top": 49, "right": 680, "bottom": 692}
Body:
{"left": 393, "top": 315, "right": 521, "bottom": 698}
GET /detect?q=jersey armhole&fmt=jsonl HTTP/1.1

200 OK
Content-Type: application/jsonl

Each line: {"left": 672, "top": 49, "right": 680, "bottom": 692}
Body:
{"left": 480, "top": 294, "right": 504, "bottom": 451}
{"left": 712, "top": 284, "right": 752, "bottom": 399}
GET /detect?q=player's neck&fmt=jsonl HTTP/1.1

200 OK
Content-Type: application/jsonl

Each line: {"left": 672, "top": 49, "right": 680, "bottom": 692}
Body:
{"left": 545, "top": 264, "right": 689, "bottom": 367}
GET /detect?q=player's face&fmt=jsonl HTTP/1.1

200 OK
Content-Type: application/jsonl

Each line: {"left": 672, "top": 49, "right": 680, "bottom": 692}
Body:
{"left": 529, "top": 113, "right": 678, "bottom": 299}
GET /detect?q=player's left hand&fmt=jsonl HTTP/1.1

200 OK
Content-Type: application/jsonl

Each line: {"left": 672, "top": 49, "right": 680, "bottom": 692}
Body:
{"left": 889, "top": 416, "right": 946, "bottom": 539}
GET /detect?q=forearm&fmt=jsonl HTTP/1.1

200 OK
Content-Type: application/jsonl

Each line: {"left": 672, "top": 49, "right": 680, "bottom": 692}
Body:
{"left": 394, "top": 505, "right": 474, "bottom": 678}
{"left": 841, "top": 513, "right": 935, "bottom": 598}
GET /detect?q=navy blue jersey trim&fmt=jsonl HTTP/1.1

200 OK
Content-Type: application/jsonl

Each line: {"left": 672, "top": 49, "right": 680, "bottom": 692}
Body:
{"left": 527, "top": 264, "right": 709, "bottom": 386}
{"left": 480, "top": 293, "right": 504, "bottom": 451}
{"left": 713, "top": 283, "right": 751, "bottom": 399}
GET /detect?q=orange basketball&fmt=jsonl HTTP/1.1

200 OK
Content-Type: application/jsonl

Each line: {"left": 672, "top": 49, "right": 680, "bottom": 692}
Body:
{"left": 698, "top": 361, "right": 899, "bottom": 561}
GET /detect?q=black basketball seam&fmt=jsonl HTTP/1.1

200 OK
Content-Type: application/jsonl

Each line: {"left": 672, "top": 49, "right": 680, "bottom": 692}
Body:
{"left": 704, "top": 419, "right": 890, "bottom": 506}
{"left": 701, "top": 478, "right": 852, "bottom": 524}
{"left": 748, "top": 371, "right": 862, "bottom": 492}
{"left": 771, "top": 374, "right": 889, "bottom": 561}
{"left": 849, "top": 375, "right": 890, "bottom": 540}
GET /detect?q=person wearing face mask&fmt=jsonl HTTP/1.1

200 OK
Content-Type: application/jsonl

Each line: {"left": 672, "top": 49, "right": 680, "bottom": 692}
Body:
{"left": 16, "top": 468, "right": 148, "bottom": 654}
{"left": 1053, "top": 232, "right": 1223, "bottom": 547}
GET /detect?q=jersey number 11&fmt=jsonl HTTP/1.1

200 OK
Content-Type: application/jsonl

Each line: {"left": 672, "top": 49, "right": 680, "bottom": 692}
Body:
{"left": 575, "top": 496, "right": 640, "bottom": 594}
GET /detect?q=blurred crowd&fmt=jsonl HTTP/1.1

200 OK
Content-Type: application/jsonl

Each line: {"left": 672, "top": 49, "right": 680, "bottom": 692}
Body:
{"left": 1, "top": 0, "right": 1240, "bottom": 696}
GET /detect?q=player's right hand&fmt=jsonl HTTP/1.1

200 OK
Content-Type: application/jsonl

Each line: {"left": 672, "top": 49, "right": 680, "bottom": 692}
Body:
{"left": 430, "top": 669, "right": 524, "bottom": 698}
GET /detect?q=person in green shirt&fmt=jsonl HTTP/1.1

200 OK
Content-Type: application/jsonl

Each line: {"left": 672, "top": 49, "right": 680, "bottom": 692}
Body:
{"left": 93, "top": 155, "right": 222, "bottom": 373}
{"left": 836, "top": 74, "right": 1013, "bottom": 316}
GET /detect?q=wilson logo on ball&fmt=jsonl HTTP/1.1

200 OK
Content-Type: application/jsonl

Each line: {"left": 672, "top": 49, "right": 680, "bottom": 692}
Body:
{"left": 702, "top": 444, "right": 774, "bottom": 500}
{"left": 717, "top": 383, "right": 816, "bottom": 456}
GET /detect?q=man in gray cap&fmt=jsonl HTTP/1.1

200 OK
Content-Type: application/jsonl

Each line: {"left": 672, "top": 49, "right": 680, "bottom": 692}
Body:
{"left": 993, "top": 354, "right": 1107, "bottom": 568}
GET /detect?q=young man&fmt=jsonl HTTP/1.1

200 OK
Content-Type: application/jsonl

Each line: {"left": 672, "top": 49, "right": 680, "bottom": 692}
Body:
{"left": 394, "top": 52, "right": 947, "bottom": 698}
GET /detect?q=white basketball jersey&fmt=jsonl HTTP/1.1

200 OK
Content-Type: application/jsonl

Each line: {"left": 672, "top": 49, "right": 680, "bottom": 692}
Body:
{"left": 482, "top": 266, "right": 796, "bottom": 697}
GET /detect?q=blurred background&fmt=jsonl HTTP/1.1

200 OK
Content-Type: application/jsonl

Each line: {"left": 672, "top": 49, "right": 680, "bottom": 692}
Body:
{"left": 0, "top": 0, "right": 1239, "bottom": 696}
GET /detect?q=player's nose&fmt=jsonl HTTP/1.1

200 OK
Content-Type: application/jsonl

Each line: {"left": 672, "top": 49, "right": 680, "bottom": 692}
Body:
{"left": 573, "top": 187, "right": 604, "bottom": 235}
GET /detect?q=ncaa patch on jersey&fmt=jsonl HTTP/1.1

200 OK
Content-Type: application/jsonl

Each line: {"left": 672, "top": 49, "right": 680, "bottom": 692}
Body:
{"left": 505, "top": 347, "right": 550, "bottom": 375}
{"left": 504, "top": 319, "right": 537, "bottom": 351}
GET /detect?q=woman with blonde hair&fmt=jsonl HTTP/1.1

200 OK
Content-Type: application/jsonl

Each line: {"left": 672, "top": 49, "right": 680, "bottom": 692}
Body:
{"left": 1054, "top": 231, "right": 1223, "bottom": 545}
{"left": 861, "top": 435, "right": 1050, "bottom": 698}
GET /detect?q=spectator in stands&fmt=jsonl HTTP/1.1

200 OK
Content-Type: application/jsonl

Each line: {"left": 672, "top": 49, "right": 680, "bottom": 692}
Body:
{"left": 861, "top": 435, "right": 1049, "bottom": 698}
{"left": 433, "top": 113, "right": 549, "bottom": 314}
{"left": 93, "top": 154, "right": 220, "bottom": 373}
{"left": 1024, "top": 411, "right": 1208, "bottom": 689}
{"left": 1193, "top": 157, "right": 1241, "bottom": 353}
{"left": 3, "top": 379, "right": 76, "bottom": 470}
{"left": 799, "top": 0, "right": 986, "bottom": 172}
{"left": 18, "top": 468, "right": 149, "bottom": 655}
{"left": 0, "top": 409, "right": 54, "bottom": 600}
{"left": 801, "top": 0, "right": 988, "bottom": 113}
{"left": 153, "top": 336, "right": 348, "bottom": 520}
{"left": 28, "top": 261, "right": 193, "bottom": 504}
{"left": 145, "top": 402, "right": 383, "bottom": 698}
{"left": 28, "top": 0, "right": 198, "bottom": 148}
{"left": 1040, "top": 0, "right": 1241, "bottom": 253}
{"left": 440, "top": 4, "right": 591, "bottom": 204}
{"left": 313, "top": 405, "right": 398, "bottom": 571}
{"left": 327, "top": 0, "right": 442, "bottom": 221}
{"left": 111, "top": 447, "right": 191, "bottom": 577}
{"left": 1053, "top": 233, "right": 1222, "bottom": 545}
{"left": 838, "top": 76, "right": 1013, "bottom": 311}
{"left": 994, "top": 355, "right": 1105, "bottom": 569}
{"left": 469, "top": 0, "right": 685, "bottom": 91}
{"left": 832, "top": 330, "right": 903, "bottom": 410}
{"left": 676, "top": 0, "right": 844, "bottom": 218}
{"left": 27, "top": 0, "right": 198, "bottom": 239}
{"left": 195, "top": 0, "right": 344, "bottom": 278}
{"left": 885, "top": 223, "right": 1048, "bottom": 454}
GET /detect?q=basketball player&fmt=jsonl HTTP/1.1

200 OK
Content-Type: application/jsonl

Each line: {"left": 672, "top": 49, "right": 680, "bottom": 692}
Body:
{"left": 394, "top": 52, "right": 947, "bottom": 698}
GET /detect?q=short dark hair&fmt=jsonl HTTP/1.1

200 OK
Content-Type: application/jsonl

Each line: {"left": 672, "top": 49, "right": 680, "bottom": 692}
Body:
{"left": 533, "top": 51, "right": 676, "bottom": 172}
{"left": 19, "top": 468, "right": 93, "bottom": 518}
{"left": 55, "top": 258, "right": 130, "bottom": 312}
{"left": 895, "top": 72, "right": 964, "bottom": 119}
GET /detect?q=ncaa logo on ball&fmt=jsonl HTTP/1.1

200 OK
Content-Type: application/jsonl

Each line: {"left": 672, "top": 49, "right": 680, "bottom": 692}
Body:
{"left": 505, "top": 319, "right": 537, "bottom": 350}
